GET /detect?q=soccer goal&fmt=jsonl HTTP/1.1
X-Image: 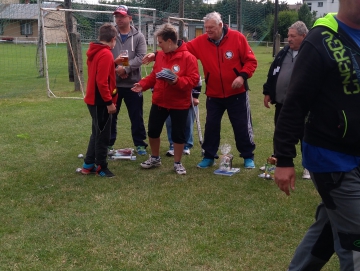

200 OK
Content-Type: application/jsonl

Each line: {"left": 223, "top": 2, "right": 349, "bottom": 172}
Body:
{"left": 39, "top": 3, "right": 156, "bottom": 99}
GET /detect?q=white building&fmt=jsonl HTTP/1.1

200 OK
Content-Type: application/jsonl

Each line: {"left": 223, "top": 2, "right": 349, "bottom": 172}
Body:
{"left": 303, "top": 0, "right": 339, "bottom": 17}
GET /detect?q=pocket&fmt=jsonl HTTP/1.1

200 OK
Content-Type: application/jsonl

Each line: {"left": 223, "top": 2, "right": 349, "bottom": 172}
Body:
{"left": 337, "top": 110, "right": 360, "bottom": 144}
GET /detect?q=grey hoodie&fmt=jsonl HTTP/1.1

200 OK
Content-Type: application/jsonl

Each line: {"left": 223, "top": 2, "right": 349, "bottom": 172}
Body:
{"left": 112, "top": 25, "right": 147, "bottom": 88}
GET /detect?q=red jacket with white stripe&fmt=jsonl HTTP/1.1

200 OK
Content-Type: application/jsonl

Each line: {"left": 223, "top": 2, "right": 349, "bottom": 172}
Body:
{"left": 186, "top": 25, "right": 257, "bottom": 98}
{"left": 139, "top": 41, "right": 199, "bottom": 110}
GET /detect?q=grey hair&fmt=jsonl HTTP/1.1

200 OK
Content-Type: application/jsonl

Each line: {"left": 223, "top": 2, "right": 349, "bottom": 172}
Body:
{"left": 203, "top": 11, "right": 223, "bottom": 24}
{"left": 289, "top": 21, "right": 309, "bottom": 36}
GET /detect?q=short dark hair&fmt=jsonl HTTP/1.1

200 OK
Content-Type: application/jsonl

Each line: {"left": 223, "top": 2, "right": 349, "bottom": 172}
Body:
{"left": 99, "top": 23, "right": 117, "bottom": 42}
{"left": 155, "top": 23, "right": 178, "bottom": 44}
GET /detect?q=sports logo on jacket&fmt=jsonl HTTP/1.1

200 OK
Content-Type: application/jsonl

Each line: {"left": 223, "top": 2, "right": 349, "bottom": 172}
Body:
{"left": 172, "top": 65, "right": 180, "bottom": 73}
{"left": 225, "top": 51, "right": 234, "bottom": 59}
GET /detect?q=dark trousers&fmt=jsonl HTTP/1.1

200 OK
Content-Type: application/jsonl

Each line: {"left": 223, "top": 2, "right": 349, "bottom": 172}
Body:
{"left": 202, "top": 92, "right": 255, "bottom": 159}
{"left": 84, "top": 105, "right": 112, "bottom": 168}
{"left": 148, "top": 104, "right": 188, "bottom": 143}
{"left": 288, "top": 167, "right": 360, "bottom": 270}
{"left": 110, "top": 87, "right": 147, "bottom": 147}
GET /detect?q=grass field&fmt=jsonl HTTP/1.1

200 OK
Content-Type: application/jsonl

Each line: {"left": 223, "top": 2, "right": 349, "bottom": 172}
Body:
{"left": 0, "top": 44, "right": 340, "bottom": 270}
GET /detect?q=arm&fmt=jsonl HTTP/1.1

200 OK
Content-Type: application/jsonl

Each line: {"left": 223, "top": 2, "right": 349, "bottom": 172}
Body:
{"left": 171, "top": 55, "right": 199, "bottom": 92}
{"left": 237, "top": 34, "right": 257, "bottom": 80}
{"left": 123, "top": 33, "right": 147, "bottom": 75}
{"left": 96, "top": 52, "right": 115, "bottom": 105}
{"left": 274, "top": 41, "right": 323, "bottom": 195}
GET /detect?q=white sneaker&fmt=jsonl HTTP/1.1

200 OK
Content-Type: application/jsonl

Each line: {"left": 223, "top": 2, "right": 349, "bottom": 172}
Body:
{"left": 183, "top": 146, "right": 191, "bottom": 155}
{"left": 174, "top": 163, "right": 186, "bottom": 175}
{"left": 302, "top": 168, "right": 311, "bottom": 179}
{"left": 166, "top": 145, "right": 174, "bottom": 157}
{"left": 141, "top": 156, "right": 161, "bottom": 169}
{"left": 259, "top": 165, "right": 266, "bottom": 171}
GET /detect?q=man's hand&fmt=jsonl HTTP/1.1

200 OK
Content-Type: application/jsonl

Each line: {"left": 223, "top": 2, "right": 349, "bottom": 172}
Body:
{"left": 231, "top": 76, "right": 244, "bottom": 89}
{"left": 192, "top": 98, "right": 199, "bottom": 106}
{"left": 142, "top": 53, "right": 155, "bottom": 65}
{"left": 274, "top": 167, "right": 296, "bottom": 196}
{"left": 114, "top": 56, "right": 124, "bottom": 65}
{"left": 131, "top": 83, "right": 143, "bottom": 93}
{"left": 115, "top": 65, "right": 128, "bottom": 79}
{"left": 264, "top": 95, "right": 271, "bottom": 108}
{"left": 107, "top": 103, "right": 116, "bottom": 114}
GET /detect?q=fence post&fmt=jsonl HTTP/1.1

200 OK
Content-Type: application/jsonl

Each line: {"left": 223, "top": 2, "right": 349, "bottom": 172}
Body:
{"left": 70, "top": 32, "right": 84, "bottom": 92}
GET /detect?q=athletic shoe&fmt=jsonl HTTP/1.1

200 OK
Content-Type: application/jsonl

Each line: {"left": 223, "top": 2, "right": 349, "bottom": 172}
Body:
{"left": 259, "top": 165, "right": 266, "bottom": 171}
{"left": 81, "top": 163, "right": 97, "bottom": 175}
{"left": 197, "top": 157, "right": 215, "bottom": 168}
{"left": 244, "top": 158, "right": 255, "bottom": 169}
{"left": 96, "top": 166, "right": 115, "bottom": 178}
{"left": 174, "top": 163, "right": 186, "bottom": 175}
{"left": 183, "top": 146, "right": 191, "bottom": 155}
{"left": 108, "top": 146, "right": 115, "bottom": 156}
{"left": 136, "top": 146, "right": 147, "bottom": 156}
{"left": 166, "top": 144, "right": 174, "bottom": 157}
{"left": 141, "top": 156, "right": 161, "bottom": 169}
{"left": 302, "top": 168, "right": 311, "bottom": 179}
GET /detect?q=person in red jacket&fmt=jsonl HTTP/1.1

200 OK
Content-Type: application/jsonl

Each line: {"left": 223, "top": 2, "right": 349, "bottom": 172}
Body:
{"left": 132, "top": 23, "right": 199, "bottom": 175}
{"left": 187, "top": 12, "right": 257, "bottom": 169}
{"left": 143, "top": 12, "right": 257, "bottom": 169}
{"left": 82, "top": 23, "right": 118, "bottom": 178}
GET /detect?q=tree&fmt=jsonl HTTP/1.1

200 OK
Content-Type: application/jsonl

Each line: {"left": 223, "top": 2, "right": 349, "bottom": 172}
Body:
{"left": 266, "top": 10, "right": 298, "bottom": 41}
{"left": 298, "top": 3, "right": 316, "bottom": 30}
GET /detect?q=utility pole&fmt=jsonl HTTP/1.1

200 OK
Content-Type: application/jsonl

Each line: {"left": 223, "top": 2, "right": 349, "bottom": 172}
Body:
{"left": 179, "top": 0, "right": 184, "bottom": 39}
{"left": 272, "top": 0, "right": 279, "bottom": 57}
{"left": 237, "top": 0, "right": 242, "bottom": 32}
{"left": 64, "top": 0, "right": 74, "bottom": 82}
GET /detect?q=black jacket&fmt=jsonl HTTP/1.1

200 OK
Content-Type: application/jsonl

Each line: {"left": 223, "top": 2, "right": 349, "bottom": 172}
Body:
{"left": 274, "top": 14, "right": 360, "bottom": 167}
{"left": 262, "top": 45, "right": 290, "bottom": 104}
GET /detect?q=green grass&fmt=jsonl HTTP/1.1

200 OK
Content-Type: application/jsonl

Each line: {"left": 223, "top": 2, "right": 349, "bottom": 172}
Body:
{"left": 0, "top": 45, "right": 339, "bottom": 270}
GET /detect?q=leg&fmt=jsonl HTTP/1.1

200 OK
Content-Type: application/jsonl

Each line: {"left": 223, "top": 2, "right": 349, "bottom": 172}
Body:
{"left": 202, "top": 97, "right": 226, "bottom": 159}
{"left": 316, "top": 169, "right": 360, "bottom": 271}
{"left": 147, "top": 104, "right": 169, "bottom": 156}
{"left": 122, "top": 87, "right": 147, "bottom": 147}
{"left": 185, "top": 105, "right": 195, "bottom": 149}
{"left": 84, "top": 105, "right": 97, "bottom": 165}
{"left": 226, "top": 92, "right": 255, "bottom": 159}
{"left": 94, "top": 105, "right": 112, "bottom": 168}
{"left": 170, "top": 109, "right": 188, "bottom": 163}
{"left": 109, "top": 87, "right": 123, "bottom": 147}
{"left": 85, "top": 105, "right": 111, "bottom": 169}
{"left": 165, "top": 115, "right": 173, "bottom": 146}
{"left": 288, "top": 202, "right": 335, "bottom": 271}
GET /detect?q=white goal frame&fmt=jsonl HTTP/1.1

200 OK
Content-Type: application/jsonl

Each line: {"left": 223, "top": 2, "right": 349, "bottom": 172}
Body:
{"left": 40, "top": 4, "right": 156, "bottom": 99}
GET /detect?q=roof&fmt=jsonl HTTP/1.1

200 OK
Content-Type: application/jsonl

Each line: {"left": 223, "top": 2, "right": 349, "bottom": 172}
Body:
{"left": 0, "top": 3, "right": 61, "bottom": 20}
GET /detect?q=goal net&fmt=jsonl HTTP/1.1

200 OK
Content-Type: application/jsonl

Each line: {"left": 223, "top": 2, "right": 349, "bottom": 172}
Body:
{"left": 40, "top": 3, "right": 156, "bottom": 99}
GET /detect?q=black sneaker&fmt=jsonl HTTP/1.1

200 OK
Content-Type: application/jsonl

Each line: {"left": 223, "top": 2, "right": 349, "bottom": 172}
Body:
{"left": 96, "top": 166, "right": 115, "bottom": 178}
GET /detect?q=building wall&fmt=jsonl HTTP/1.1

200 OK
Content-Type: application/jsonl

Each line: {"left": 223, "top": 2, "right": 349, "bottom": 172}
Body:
{"left": 2, "top": 0, "right": 20, "bottom": 4}
{"left": 304, "top": 0, "right": 339, "bottom": 17}
{"left": 3, "top": 20, "right": 39, "bottom": 41}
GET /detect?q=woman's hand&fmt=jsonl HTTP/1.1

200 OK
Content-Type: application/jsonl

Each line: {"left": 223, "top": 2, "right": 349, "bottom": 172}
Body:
{"left": 131, "top": 83, "right": 143, "bottom": 93}
{"left": 142, "top": 53, "right": 155, "bottom": 65}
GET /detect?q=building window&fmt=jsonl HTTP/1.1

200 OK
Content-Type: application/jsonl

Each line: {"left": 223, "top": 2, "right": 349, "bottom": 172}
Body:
{"left": 307, "top": 2, "right": 312, "bottom": 11}
{"left": 318, "top": 2, "right": 323, "bottom": 7}
{"left": 20, "top": 21, "right": 32, "bottom": 35}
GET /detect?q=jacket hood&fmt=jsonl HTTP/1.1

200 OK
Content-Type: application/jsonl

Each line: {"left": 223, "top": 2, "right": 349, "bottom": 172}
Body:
{"left": 313, "top": 13, "right": 338, "bottom": 32}
{"left": 87, "top": 42, "right": 110, "bottom": 61}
